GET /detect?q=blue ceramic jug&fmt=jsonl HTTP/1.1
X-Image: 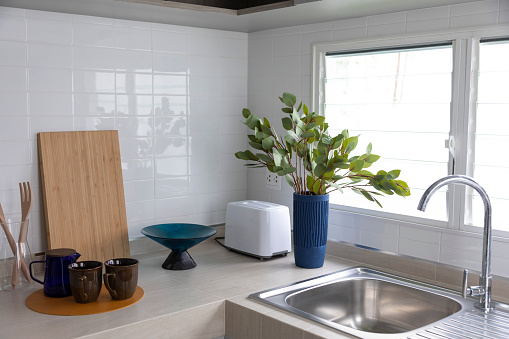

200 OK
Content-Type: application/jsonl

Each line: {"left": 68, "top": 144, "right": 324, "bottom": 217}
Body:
{"left": 29, "top": 248, "right": 81, "bottom": 297}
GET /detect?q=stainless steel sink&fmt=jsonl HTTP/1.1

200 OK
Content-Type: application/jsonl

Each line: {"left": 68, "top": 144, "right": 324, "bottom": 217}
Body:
{"left": 250, "top": 267, "right": 509, "bottom": 338}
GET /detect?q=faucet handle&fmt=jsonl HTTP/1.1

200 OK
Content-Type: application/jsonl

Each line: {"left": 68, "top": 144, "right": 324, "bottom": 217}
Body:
{"left": 462, "top": 269, "right": 469, "bottom": 298}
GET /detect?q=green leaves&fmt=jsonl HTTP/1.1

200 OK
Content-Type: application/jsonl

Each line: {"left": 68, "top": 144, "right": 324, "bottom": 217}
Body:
{"left": 235, "top": 92, "right": 411, "bottom": 202}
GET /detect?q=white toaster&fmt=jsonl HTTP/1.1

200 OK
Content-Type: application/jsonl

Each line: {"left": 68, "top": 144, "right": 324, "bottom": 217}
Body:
{"left": 225, "top": 200, "right": 291, "bottom": 259}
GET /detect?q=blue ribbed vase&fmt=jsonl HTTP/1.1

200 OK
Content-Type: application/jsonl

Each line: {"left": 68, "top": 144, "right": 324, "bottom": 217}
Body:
{"left": 293, "top": 193, "right": 329, "bottom": 268}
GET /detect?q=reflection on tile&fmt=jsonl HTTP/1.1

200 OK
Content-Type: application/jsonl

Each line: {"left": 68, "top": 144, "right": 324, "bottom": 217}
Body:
{"left": 117, "top": 95, "right": 153, "bottom": 116}
{"left": 74, "top": 116, "right": 115, "bottom": 131}
{"left": 155, "top": 116, "right": 187, "bottom": 136}
{"left": 74, "top": 93, "right": 115, "bottom": 115}
{"left": 154, "top": 74, "right": 186, "bottom": 95}
{"left": 154, "top": 96, "right": 187, "bottom": 115}
{"left": 119, "top": 138, "right": 154, "bottom": 159}
{"left": 73, "top": 46, "right": 115, "bottom": 70}
{"left": 124, "top": 180, "right": 154, "bottom": 202}
{"left": 115, "top": 26, "right": 151, "bottom": 50}
{"left": 26, "top": 17, "right": 72, "bottom": 44}
{"left": 121, "top": 159, "right": 154, "bottom": 181}
{"left": 116, "top": 73, "right": 153, "bottom": 94}
{"left": 116, "top": 117, "right": 154, "bottom": 137}
{"left": 74, "top": 70, "right": 115, "bottom": 93}
{"left": 116, "top": 49, "right": 152, "bottom": 72}
{"left": 153, "top": 52, "right": 187, "bottom": 74}
{"left": 155, "top": 137, "right": 187, "bottom": 157}
{"left": 73, "top": 22, "right": 115, "bottom": 47}
{"left": 155, "top": 157, "right": 188, "bottom": 178}
{"left": 155, "top": 177, "right": 189, "bottom": 198}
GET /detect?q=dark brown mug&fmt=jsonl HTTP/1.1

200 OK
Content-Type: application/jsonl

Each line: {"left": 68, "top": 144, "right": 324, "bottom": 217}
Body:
{"left": 68, "top": 261, "right": 103, "bottom": 304}
{"left": 103, "top": 258, "right": 138, "bottom": 300}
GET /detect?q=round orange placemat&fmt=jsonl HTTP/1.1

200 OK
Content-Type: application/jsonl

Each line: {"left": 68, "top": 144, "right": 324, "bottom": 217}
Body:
{"left": 25, "top": 284, "right": 144, "bottom": 316}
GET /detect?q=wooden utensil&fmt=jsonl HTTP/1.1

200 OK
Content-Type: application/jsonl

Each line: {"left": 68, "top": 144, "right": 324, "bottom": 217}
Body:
{"left": 0, "top": 202, "right": 31, "bottom": 285}
{"left": 11, "top": 182, "right": 33, "bottom": 288}
{"left": 38, "top": 131, "right": 130, "bottom": 262}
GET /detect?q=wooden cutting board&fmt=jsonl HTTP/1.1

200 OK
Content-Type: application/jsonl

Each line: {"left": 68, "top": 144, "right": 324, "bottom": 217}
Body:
{"left": 38, "top": 131, "right": 130, "bottom": 262}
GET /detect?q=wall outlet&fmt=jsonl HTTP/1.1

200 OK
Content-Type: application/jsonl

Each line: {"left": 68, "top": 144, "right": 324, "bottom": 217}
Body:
{"left": 266, "top": 169, "right": 281, "bottom": 190}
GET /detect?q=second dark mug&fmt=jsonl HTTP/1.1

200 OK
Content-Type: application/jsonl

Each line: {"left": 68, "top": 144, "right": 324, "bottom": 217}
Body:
{"left": 68, "top": 261, "right": 103, "bottom": 304}
{"left": 103, "top": 258, "right": 138, "bottom": 300}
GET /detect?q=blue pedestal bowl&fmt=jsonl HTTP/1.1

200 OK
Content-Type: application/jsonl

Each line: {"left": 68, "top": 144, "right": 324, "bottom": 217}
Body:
{"left": 141, "top": 223, "right": 217, "bottom": 270}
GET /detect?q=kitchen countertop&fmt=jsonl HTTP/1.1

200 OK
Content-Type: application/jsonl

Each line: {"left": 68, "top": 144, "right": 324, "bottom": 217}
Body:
{"left": 0, "top": 231, "right": 357, "bottom": 339}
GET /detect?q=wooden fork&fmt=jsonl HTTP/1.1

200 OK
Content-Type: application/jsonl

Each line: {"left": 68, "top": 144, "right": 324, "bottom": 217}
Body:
{"left": 11, "top": 182, "right": 33, "bottom": 288}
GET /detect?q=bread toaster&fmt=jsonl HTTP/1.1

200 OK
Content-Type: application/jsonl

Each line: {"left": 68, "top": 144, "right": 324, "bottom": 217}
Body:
{"left": 225, "top": 200, "right": 291, "bottom": 259}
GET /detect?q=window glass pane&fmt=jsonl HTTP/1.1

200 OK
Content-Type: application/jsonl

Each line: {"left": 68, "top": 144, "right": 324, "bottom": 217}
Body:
{"left": 325, "top": 45, "right": 452, "bottom": 220}
{"left": 470, "top": 40, "right": 509, "bottom": 231}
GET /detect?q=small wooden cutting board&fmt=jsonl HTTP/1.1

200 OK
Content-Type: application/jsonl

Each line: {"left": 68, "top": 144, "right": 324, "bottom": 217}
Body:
{"left": 38, "top": 131, "right": 130, "bottom": 262}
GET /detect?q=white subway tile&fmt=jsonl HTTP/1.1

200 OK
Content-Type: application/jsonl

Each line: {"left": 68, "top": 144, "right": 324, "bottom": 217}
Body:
{"left": 0, "top": 140, "right": 30, "bottom": 165}
{"left": 151, "top": 22, "right": 187, "bottom": 33}
{"left": 332, "top": 17, "right": 366, "bottom": 30}
{"left": 193, "top": 193, "right": 222, "bottom": 214}
{"left": 406, "top": 18, "right": 450, "bottom": 34}
{"left": 332, "top": 27, "right": 367, "bottom": 41}
{"left": 188, "top": 95, "right": 219, "bottom": 116}
{"left": 220, "top": 190, "right": 247, "bottom": 207}
{"left": 153, "top": 74, "right": 186, "bottom": 95}
{"left": 367, "top": 22, "right": 406, "bottom": 37}
{"left": 0, "top": 66, "right": 26, "bottom": 91}
{"left": 155, "top": 157, "right": 188, "bottom": 178}
{"left": 187, "top": 55, "right": 220, "bottom": 76}
{"left": 27, "top": 43, "right": 72, "bottom": 68}
{"left": 499, "top": 10, "right": 509, "bottom": 23}
{"left": 248, "top": 30, "right": 273, "bottom": 40}
{"left": 74, "top": 93, "right": 115, "bottom": 115}
{"left": 155, "top": 137, "right": 187, "bottom": 157}
{"left": 116, "top": 73, "right": 152, "bottom": 94}
{"left": 121, "top": 159, "right": 154, "bottom": 181}
{"left": 29, "top": 92, "right": 72, "bottom": 116}
{"left": 301, "top": 75, "right": 311, "bottom": 98}
{"left": 114, "top": 18, "right": 151, "bottom": 29}
{"left": 155, "top": 177, "right": 189, "bottom": 199}
{"left": 219, "top": 96, "right": 246, "bottom": 116}
{"left": 115, "top": 49, "right": 152, "bottom": 73}
{"left": 219, "top": 134, "right": 246, "bottom": 155}
{"left": 154, "top": 95, "right": 186, "bottom": 116}
{"left": 0, "top": 165, "right": 31, "bottom": 191}
{"left": 154, "top": 116, "right": 187, "bottom": 137}
{"left": 400, "top": 225, "right": 441, "bottom": 245}
{"left": 188, "top": 115, "right": 218, "bottom": 136}
{"left": 449, "top": 12, "right": 499, "bottom": 28}
{"left": 399, "top": 238, "right": 439, "bottom": 261}
{"left": 0, "top": 7, "right": 25, "bottom": 16}
{"left": 441, "top": 232, "right": 482, "bottom": 251}
{"left": 0, "top": 41, "right": 26, "bottom": 67}
{"left": 25, "top": 9, "right": 70, "bottom": 21}
{"left": 119, "top": 138, "right": 153, "bottom": 159}
{"left": 152, "top": 30, "right": 187, "bottom": 53}
{"left": 406, "top": 6, "right": 450, "bottom": 21}
{"left": 28, "top": 68, "right": 71, "bottom": 92}
{"left": 155, "top": 197, "right": 190, "bottom": 219}
{"left": 249, "top": 37, "right": 273, "bottom": 59}
{"left": 189, "top": 174, "right": 220, "bottom": 195}
{"left": 440, "top": 245, "right": 481, "bottom": 271}
{"left": 72, "top": 14, "right": 114, "bottom": 25}
{"left": 501, "top": 0, "right": 509, "bottom": 10}
{"left": 0, "top": 15, "right": 26, "bottom": 41}
{"left": 189, "top": 75, "right": 219, "bottom": 96}
{"left": 74, "top": 70, "right": 115, "bottom": 93}
{"left": 248, "top": 56, "right": 273, "bottom": 78}
{"left": 124, "top": 180, "right": 154, "bottom": 202}
{"left": 26, "top": 17, "right": 72, "bottom": 44}
{"left": 274, "top": 56, "right": 301, "bottom": 77}
{"left": 189, "top": 153, "right": 219, "bottom": 176}
{"left": 360, "top": 230, "right": 399, "bottom": 252}
{"left": 368, "top": 12, "right": 406, "bottom": 25}
{"left": 273, "top": 26, "right": 300, "bottom": 36}
{"left": 218, "top": 115, "right": 245, "bottom": 135}
{"left": 218, "top": 37, "right": 247, "bottom": 58}
{"left": 73, "top": 46, "right": 115, "bottom": 70}
{"left": 126, "top": 200, "right": 155, "bottom": 223}
{"left": 153, "top": 52, "right": 187, "bottom": 74}
{"left": 116, "top": 94, "right": 153, "bottom": 116}
{"left": 274, "top": 34, "right": 301, "bottom": 57}
{"left": 29, "top": 116, "right": 73, "bottom": 139}
{"left": 301, "top": 31, "right": 331, "bottom": 55}
{"left": 247, "top": 188, "right": 271, "bottom": 202}
{"left": 114, "top": 26, "right": 151, "bottom": 50}
{"left": 220, "top": 76, "right": 247, "bottom": 97}
{"left": 74, "top": 116, "right": 115, "bottom": 131}
{"left": 0, "top": 116, "right": 28, "bottom": 140}
{"left": 450, "top": 0, "right": 499, "bottom": 16}
{"left": 220, "top": 171, "right": 247, "bottom": 191}
{"left": 73, "top": 22, "right": 114, "bottom": 47}
{"left": 220, "top": 153, "right": 245, "bottom": 172}
{"left": 186, "top": 35, "right": 222, "bottom": 57}
{"left": 249, "top": 75, "right": 274, "bottom": 97}
{"left": 219, "top": 58, "right": 248, "bottom": 77}
{"left": 301, "top": 21, "right": 332, "bottom": 33}
{"left": 116, "top": 117, "right": 153, "bottom": 137}
{"left": 328, "top": 224, "right": 357, "bottom": 243}
{"left": 0, "top": 92, "right": 27, "bottom": 116}
{"left": 273, "top": 76, "right": 301, "bottom": 98}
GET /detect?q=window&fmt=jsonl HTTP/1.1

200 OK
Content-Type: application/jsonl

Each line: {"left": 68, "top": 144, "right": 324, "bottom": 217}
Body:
{"left": 468, "top": 39, "right": 509, "bottom": 232}
{"left": 323, "top": 44, "right": 452, "bottom": 222}
{"left": 313, "top": 30, "right": 509, "bottom": 235}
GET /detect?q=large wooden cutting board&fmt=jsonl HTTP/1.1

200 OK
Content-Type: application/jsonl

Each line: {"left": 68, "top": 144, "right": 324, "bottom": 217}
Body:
{"left": 38, "top": 131, "right": 130, "bottom": 262}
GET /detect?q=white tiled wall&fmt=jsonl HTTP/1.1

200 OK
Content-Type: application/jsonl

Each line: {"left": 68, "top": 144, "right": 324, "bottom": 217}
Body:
{"left": 0, "top": 6, "right": 248, "bottom": 253}
{"left": 246, "top": 0, "right": 509, "bottom": 278}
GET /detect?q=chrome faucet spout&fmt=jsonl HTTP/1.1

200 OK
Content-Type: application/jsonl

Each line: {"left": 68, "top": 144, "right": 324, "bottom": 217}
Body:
{"left": 418, "top": 175, "right": 493, "bottom": 312}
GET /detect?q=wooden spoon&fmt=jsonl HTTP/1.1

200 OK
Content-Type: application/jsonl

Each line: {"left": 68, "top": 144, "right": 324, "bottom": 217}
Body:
{"left": 10, "top": 182, "right": 33, "bottom": 288}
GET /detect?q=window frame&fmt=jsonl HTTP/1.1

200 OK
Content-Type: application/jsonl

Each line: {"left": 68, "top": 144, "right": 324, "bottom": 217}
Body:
{"left": 312, "top": 25, "right": 509, "bottom": 237}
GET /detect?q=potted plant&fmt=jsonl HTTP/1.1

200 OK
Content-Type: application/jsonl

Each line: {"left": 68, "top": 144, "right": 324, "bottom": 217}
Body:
{"left": 235, "top": 92, "right": 410, "bottom": 268}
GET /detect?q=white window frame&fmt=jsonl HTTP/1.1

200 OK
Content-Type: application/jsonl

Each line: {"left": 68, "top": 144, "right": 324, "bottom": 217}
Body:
{"left": 312, "top": 25, "right": 509, "bottom": 238}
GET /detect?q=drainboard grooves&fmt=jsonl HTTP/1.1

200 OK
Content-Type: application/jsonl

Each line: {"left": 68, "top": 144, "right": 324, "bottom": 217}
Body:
{"left": 460, "top": 313, "right": 509, "bottom": 330}
{"left": 412, "top": 330, "right": 453, "bottom": 339}
{"left": 427, "top": 326, "right": 483, "bottom": 339}
{"left": 442, "top": 320, "right": 509, "bottom": 339}
{"left": 449, "top": 317, "right": 509, "bottom": 338}
{"left": 421, "top": 328, "right": 462, "bottom": 338}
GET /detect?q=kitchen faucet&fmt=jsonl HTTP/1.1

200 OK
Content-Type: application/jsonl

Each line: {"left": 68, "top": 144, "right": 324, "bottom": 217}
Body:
{"left": 417, "top": 175, "right": 493, "bottom": 312}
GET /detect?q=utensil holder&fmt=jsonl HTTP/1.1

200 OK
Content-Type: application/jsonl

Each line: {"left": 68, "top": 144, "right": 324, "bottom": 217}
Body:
{"left": 0, "top": 219, "right": 33, "bottom": 291}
